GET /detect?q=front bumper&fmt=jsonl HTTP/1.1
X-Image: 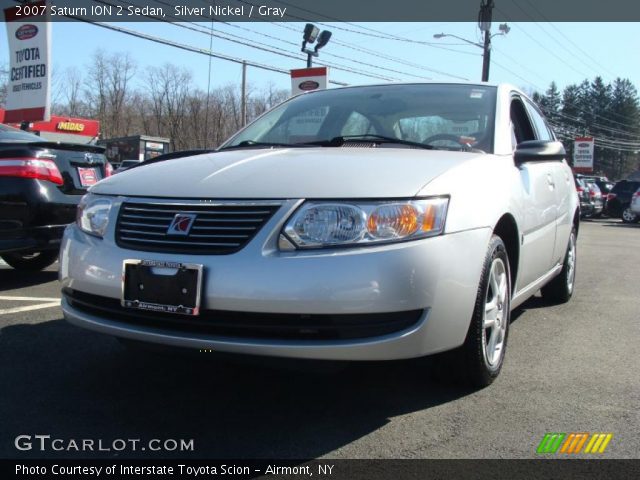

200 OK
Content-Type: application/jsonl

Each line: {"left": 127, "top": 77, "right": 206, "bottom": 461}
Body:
{"left": 60, "top": 200, "right": 491, "bottom": 360}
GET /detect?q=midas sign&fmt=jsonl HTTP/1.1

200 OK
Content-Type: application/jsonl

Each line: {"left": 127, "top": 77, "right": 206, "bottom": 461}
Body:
{"left": 56, "top": 121, "right": 85, "bottom": 132}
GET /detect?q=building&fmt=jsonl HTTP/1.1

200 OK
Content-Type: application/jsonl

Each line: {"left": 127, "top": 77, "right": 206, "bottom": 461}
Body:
{"left": 0, "top": 109, "right": 100, "bottom": 144}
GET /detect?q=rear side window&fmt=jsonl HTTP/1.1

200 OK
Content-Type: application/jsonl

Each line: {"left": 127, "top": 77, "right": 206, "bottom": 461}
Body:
{"left": 525, "top": 100, "right": 554, "bottom": 141}
{"left": 613, "top": 182, "right": 640, "bottom": 194}
{"left": 0, "top": 123, "right": 44, "bottom": 143}
{"left": 510, "top": 97, "right": 535, "bottom": 148}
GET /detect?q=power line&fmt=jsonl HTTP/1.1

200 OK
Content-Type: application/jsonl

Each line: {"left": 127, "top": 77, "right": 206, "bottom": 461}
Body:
{"left": 494, "top": 4, "right": 592, "bottom": 79}
{"left": 100, "top": 0, "right": 396, "bottom": 82}
{"left": 63, "top": 17, "right": 350, "bottom": 86}
{"left": 521, "top": 0, "right": 619, "bottom": 80}
{"left": 236, "top": 0, "right": 481, "bottom": 57}
{"left": 269, "top": 22, "right": 472, "bottom": 80}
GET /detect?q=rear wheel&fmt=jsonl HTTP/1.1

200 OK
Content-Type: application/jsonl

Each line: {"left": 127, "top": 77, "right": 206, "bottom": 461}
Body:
{"left": 541, "top": 227, "right": 577, "bottom": 304}
{"left": 1, "top": 250, "right": 59, "bottom": 271}
{"left": 621, "top": 207, "right": 638, "bottom": 223}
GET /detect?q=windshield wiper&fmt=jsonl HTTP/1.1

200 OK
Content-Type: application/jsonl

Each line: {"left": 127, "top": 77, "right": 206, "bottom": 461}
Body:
{"left": 219, "top": 140, "right": 314, "bottom": 151}
{"left": 302, "top": 134, "right": 435, "bottom": 150}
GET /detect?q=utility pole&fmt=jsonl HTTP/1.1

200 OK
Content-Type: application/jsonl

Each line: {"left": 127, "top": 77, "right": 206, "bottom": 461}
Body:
{"left": 241, "top": 61, "right": 247, "bottom": 127}
{"left": 479, "top": 0, "right": 494, "bottom": 82}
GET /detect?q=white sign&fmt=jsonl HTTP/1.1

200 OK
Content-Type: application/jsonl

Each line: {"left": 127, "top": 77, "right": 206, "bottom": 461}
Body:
{"left": 573, "top": 137, "right": 594, "bottom": 173}
{"left": 3, "top": 0, "right": 51, "bottom": 123}
{"left": 290, "top": 67, "right": 328, "bottom": 96}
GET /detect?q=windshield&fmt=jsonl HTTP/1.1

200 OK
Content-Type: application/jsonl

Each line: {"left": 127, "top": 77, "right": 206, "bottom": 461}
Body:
{"left": 223, "top": 84, "right": 497, "bottom": 153}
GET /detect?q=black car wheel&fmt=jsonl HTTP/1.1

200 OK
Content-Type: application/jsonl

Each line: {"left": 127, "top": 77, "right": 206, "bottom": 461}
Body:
{"left": 621, "top": 207, "right": 638, "bottom": 224}
{"left": 441, "top": 235, "right": 511, "bottom": 388}
{"left": 1, "top": 251, "right": 59, "bottom": 271}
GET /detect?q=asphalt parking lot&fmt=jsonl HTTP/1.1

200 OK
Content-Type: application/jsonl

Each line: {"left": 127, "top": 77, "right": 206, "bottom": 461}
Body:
{"left": 0, "top": 219, "right": 638, "bottom": 459}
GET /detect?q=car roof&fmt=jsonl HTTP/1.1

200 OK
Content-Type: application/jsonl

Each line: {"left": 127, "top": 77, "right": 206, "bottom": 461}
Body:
{"left": 293, "top": 81, "right": 524, "bottom": 99}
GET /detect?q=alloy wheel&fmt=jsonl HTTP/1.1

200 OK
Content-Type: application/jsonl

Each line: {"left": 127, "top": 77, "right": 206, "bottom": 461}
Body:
{"left": 482, "top": 257, "right": 509, "bottom": 367}
{"left": 566, "top": 232, "right": 577, "bottom": 293}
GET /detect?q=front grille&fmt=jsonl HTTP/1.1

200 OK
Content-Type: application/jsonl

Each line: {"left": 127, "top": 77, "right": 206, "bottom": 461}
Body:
{"left": 115, "top": 201, "right": 280, "bottom": 254}
{"left": 64, "top": 289, "right": 423, "bottom": 341}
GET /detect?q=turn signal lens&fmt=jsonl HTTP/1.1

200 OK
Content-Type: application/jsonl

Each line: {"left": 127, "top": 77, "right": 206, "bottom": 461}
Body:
{"left": 367, "top": 204, "right": 419, "bottom": 239}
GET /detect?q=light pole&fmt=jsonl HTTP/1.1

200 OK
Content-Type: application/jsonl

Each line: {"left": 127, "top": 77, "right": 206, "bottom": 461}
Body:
{"left": 433, "top": 23, "right": 509, "bottom": 81}
{"left": 301, "top": 23, "right": 332, "bottom": 68}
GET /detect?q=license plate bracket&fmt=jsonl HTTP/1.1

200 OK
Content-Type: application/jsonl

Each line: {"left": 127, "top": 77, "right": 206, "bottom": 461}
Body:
{"left": 78, "top": 167, "right": 98, "bottom": 187}
{"left": 121, "top": 260, "right": 203, "bottom": 316}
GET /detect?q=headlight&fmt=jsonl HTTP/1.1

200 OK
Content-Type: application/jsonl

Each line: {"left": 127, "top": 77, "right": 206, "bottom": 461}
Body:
{"left": 283, "top": 197, "right": 448, "bottom": 249}
{"left": 76, "top": 194, "right": 113, "bottom": 237}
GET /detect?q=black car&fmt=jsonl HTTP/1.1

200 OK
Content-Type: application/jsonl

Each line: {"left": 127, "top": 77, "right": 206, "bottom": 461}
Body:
{"left": 605, "top": 180, "right": 640, "bottom": 223}
{"left": 0, "top": 124, "right": 111, "bottom": 270}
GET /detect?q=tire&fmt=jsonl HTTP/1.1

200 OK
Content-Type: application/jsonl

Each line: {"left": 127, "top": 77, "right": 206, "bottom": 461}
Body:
{"left": 443, "top": 235, "right": 511, "bottom": 388}
{"left": 541, "top": 227, "right": 577, "bottom": 304}
{"left": 1, "top": 250, "right": 59, "bottom": 271}
{"left": 621, "top": 207, "right": 638, "bottom": 224}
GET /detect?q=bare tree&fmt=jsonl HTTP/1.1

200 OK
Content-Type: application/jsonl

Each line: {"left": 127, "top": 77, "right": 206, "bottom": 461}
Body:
{"left": 84, "top": 50, "right": 136, "bottom": 137}
{"left": 144, "top": 63, "right": 193, "bottom": 150}
{"left": 62, "top": 67, "right": 84, "bottom": 116}
{"left": 33, "top": 53, "right": 289, "bottom": 150}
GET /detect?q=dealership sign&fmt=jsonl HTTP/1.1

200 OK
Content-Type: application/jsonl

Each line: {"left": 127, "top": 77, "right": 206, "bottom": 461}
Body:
{"left": 290, "top": 67, "right": 328, "bottom": 96}
{"left": 573, "top": 137, "right": 595, "bottom": 173}
{"left": 3, "top": 0, "right": 51, "bottom": 123}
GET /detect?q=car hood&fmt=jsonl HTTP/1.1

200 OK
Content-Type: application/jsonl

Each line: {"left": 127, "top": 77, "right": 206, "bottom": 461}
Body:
{"left": 91, "top": 147, "right": 483, "bottom": 198}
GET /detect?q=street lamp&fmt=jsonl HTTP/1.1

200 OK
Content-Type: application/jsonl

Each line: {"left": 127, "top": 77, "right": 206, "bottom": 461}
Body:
{"left": 301, "top": 23, "right": 332, "bottom": 68}
{"left": 433, "top": 24, "right": 509, "bottom": 82}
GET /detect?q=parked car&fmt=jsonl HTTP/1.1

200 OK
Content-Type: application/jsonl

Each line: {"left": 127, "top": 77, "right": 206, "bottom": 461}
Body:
{"left": 577, "top": 175, "right": 613, "bottom": 213}
{"left": 114, "top": 159, "right": 143, "bottom": 174}
{"left": 582, "top": 180, "right": 603, "bottom": 217}
{"left": 630, "top": 187, "right": 640, "bottom": 216}
{"left": 605, "top": 180, "right": 640, "bottom": 223}
{"left": 575, "top": 177, "right": 594, "bottom": 218}
{"left": 60, "top": 83, "right": 579, "bottom": 387}
{"left": 0, "top": 123, "right": 111, "bottom": 270}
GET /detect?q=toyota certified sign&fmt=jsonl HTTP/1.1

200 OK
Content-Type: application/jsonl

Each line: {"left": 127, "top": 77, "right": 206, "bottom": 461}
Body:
{"left": 573, "top": 137, "right": 594, "bottom": 173}
{"left": 290, "top": 67, "right": 328, "bottom": 96}
{"left": 3, "top": 1, "right": 51, "bottom": 123}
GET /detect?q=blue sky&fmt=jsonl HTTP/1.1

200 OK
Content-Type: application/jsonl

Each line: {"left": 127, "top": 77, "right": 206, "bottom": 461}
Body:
{"left": 2, "top": 21, "right": 639, "bottom": 98}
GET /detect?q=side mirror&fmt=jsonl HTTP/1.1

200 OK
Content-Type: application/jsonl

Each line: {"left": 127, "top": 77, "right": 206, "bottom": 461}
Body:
{"left": 514, "top": 140, "right": 566, "bottom": 165}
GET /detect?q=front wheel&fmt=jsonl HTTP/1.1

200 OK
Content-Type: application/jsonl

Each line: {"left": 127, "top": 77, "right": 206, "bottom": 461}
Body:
{"left": 541, "top": 227, "right": 577, "bottom": 304}
{"left": 1, "top": 250, "right": 59, "bottom": 271}
{"left": 446, "top": 235, "right": 511, "bottom": 388}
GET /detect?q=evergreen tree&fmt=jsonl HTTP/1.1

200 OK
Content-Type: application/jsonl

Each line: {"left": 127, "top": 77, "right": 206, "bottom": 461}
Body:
{"left": 539, "top": 82, "right": 561, "bottom": 125}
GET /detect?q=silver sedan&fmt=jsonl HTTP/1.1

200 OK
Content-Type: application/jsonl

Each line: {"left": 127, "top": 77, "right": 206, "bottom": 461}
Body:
{"left": 60, "top": 83, "right": 579, "bottom": 387}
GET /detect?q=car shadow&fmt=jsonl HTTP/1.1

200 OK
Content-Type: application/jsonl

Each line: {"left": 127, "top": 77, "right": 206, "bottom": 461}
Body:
{"left": 0, "top": 268, "right": 58, "bottom": 291}
{"left": 510, "top": 295, "right": 548, "bottom": 324}
{"left": 0, "top": 318, "right": 475, "bottom": 459}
